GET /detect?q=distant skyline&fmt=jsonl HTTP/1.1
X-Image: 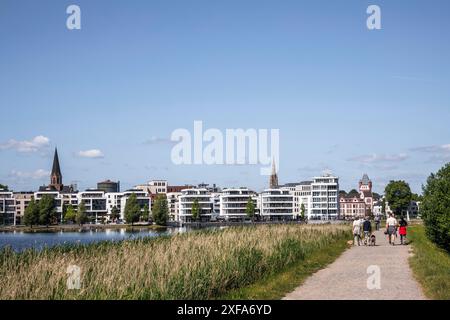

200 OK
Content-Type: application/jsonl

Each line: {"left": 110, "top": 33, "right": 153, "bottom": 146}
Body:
{"left": 1, "top": 0, "right": 450, "bottom": 194}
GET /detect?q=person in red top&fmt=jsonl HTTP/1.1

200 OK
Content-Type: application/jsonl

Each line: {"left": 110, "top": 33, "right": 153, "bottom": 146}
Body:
{"left": 399, "top": 216, "right": 408, "bottom": 245}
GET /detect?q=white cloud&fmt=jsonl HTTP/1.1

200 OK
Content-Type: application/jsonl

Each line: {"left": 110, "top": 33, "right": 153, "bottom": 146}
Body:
{"left": 0, "top": 135, "right": 50, "bottom": 153}
{"left": 9, "top": 169, "right": 50, "bottom": 180}
{"left": 77, "top": 149, "right": 104, "bottom": 159}
{"left": 348, "top": 153, "right": 408, "bottom": 163}
{"left": 410, "top": 144, "right": 450, "bottom": 163}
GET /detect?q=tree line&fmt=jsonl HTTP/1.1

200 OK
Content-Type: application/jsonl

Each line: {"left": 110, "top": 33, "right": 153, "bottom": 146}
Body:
{"left": 22, "top": 193, "right": 171, "bottom": 228}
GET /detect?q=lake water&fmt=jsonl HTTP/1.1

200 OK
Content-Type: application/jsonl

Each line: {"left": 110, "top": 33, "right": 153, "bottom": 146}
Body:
{"left": 0, "top": 227, "right": 191, "bottom": 252}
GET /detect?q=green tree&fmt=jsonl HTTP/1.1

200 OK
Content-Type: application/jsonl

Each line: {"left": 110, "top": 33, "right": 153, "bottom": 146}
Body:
{"left": 152, "top": 195, "right": 169, "bottom": 226}
{"left": 124, "top": 193, "right": 140, "bottom": 226}
{"left": 110, "top": 206, "right": 121, "bottom": 222}
{"left": 64, "top": 204, "right": 76, "bottom": 223}
{"left": 384, "top": 180, "right": 412, "bottom": 217}
{"left": 246, "top": 198, "right": 255, "bottom": 221}
{"left": 191, "top": 198, "right": 200, "bottom": 221}
{"left": 38, "top": 195, "right": 57, "bottom": 226}
{"left": 348, "top": 189, "right": 360, "bottom": 197}
{"left": 23, "top": 198, "right": 39, "bottom": 228}
{"left": 0, "top": 184, "right": 8, "bottom": 191}
{"left": 421, "top": 163, "right": 450, "bottom": 252}
{"left": 76, "top": 202, "right": 88, "bottom": 226}
{"left": 141, "top": 203, "right": 150, "bottom": 222}
{"left": 300, "top": 203, "right": 306, "bottom": 221}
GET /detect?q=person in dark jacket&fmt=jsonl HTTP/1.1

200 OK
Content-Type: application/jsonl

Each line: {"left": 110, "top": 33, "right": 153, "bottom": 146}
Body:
{"left": 362, "top": 217, "right": 372, "bottom": 245}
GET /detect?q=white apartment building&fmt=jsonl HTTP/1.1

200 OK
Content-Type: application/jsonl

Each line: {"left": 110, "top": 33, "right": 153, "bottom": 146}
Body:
{"left": 166, "top": 192, "right": 182, "bottom": 221}
{"left": 77, "top": 190, "right": 108, "bottom": 223}
{"left": 219, "top": 188, "right": 253, "bottom": 221}
{"left": 119, "top": 190, "right": 151, "bottom": 221}
{"left": 178, "top": 188, "right": 213, "bottom": 222}
{"left": 105, "top": 192, "right": 123, "bottom": 217}
{"left": 0, "top": 191, "right": 16, "bottom": 225}
{"left": 260, "top": 189, "right": 294, "bottom": 221}
{"left": 310, "top": 174, "right": 339, "bottom": 220}
{"left": 282, "top": 182, "right": 313, "bottom": 219}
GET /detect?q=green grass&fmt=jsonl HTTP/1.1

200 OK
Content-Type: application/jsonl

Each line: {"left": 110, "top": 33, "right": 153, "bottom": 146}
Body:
{"left": 409, "top": 224, "right": 450, "bottom": 300}
{"left": 221, "top": 236, "right": 349, "bottom": 300}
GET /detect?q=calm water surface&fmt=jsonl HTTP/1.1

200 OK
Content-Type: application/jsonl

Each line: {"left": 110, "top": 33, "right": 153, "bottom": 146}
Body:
{"left": 0, "top": 227, "right": 201, "bottom": 252}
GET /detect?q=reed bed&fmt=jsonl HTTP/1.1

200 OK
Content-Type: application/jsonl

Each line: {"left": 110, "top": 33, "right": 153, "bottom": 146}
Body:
{"left": 0, "top": 224, "right": 349, "bottom": 300}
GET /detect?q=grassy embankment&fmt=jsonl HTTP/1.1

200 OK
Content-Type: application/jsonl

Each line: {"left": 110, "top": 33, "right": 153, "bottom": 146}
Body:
{"left": 0, "top": 224, "right": 350, "bottom": 300}
{"left": 408, "top": 224, "right": 450, "bottom": 300}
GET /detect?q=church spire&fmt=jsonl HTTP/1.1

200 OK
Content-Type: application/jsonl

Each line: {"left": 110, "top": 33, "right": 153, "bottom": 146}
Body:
{"left": 269, "top": 158, "right": 279, "bottom": 189}
{"left": 50, "top": 148, "right": 63, "bottom": 191}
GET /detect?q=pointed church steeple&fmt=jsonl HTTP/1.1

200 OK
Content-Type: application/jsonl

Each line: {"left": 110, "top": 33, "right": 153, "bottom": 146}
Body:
{"left": 269, "top": 158, "right": 279, "bottom": 189}
{"left": 50, "top": 148, "right": 63, "bottom": 191}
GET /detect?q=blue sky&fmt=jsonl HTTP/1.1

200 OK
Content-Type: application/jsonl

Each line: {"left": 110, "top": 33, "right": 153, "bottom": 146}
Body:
{"left": 1, "top": 0, "right": 449, "bottom": 194}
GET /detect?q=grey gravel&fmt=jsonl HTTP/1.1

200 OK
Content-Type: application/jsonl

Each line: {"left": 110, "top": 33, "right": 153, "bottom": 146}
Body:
{"left": 284, "top": 230, "right": 427, "bottom": 300}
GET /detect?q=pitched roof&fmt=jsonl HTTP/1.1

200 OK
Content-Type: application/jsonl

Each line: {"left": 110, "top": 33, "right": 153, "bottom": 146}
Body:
{"left": 51, "top": 148, "right": 62, "bottom": 177}
{"left": 360, "top": 174, "right": 371, "bottom": 185}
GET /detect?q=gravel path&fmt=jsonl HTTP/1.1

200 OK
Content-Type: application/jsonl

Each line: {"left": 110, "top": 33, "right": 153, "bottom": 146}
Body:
{"left": 284, "top": 229, "right": 427, "bottom": 300}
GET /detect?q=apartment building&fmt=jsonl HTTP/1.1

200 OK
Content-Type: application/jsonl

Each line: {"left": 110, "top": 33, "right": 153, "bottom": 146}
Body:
{"left": 219, "top": 188, "right": 253, "bottom": 221}
{"left": 136, "top": 180, "right": 168, "bottom": 195}
{"left": 77, "top": 190, "right": 108, "bottom": 223}
{"left": 260, "top": 189, "right": 294, "bottom": 221}
{"left": 178, "top": 188, "right": 213, "bottom": 222}
{"left": 119, "top": 189, "right": 151, "bottom": 221}
{"left": 166, "top": 192, "right": 181, "bottom": 221}
{"left": 13, "top": 192, "right": 33, "bottom": 225}
{"left": 310, "top": 174, "right": 339, "bottom": 220}
{"left": 0, "top": 191, "right": 16, "bottom": 225}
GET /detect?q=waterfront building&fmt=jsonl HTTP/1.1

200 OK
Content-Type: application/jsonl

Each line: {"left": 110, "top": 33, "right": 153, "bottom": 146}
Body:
{"left": 119, "top": 189, "right": 151, "bottom": 221}
{"left": 310, "top": 174, "right": 339, "bottom": 220}
{"left": 77, "top": 190, "right": 108, "bottom": 223}
{"left": 166, "top": 192, "right": 182, "bottom": 221}
{"left": 13, "top": 191, "right": 33, "bottom": 225}
{"left": 0, "top": 191, "right": 16, "bottom": 225}
{"left": 178, "top": 188, "right": 213, "bottom": 222}
{"left": 219, "top": 188, "right": 253, "bottom": 221}
{"left": 136, "top": 180, "right": 168, "bottom": 195}
{"left": 260, "top": 189, "right": 294, "bottom": 221}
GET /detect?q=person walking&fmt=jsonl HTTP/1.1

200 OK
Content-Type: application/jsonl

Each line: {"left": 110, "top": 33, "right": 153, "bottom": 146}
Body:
{"left": 399, "top": 216, "right": 408, "bottom": 245}
{"left": 362, "top": 216, "right": 372, "bottom": 245}
{"left": 374, "top": 215, "right": 381, "bottom": 231}
{"left": 386, "top": 214, "right": 398, "bottom": 246}
{"left": 353, "top": 218, "right": 362, "bottom": 246}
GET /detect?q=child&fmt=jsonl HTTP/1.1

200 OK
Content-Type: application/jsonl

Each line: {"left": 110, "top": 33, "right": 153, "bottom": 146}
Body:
{"left": 399, "top": 217, "right": 408, "bottom": 245}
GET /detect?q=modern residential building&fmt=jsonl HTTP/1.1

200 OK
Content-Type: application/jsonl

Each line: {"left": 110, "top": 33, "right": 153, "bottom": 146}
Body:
{"left": 13, "top": 191, "right": 33, "bottom": 225}
{"left": 0, "top": 191, "right": 16, "bottom": 225}
{"left": 178, "top": 188, "right": 213, "bottom": 222}
{"left": 119, "top": 189, "right": 151, "bottom": 221}
{"left": 166, "top": 192, "right": 182, "bottom": 221}
{"left": 281, "top": 181, "right": 312, "bottom": 219}
{"left": 260, "top": 189, "right": 294, "bottom": 221}
{"left": 219, "top": 188, "right": 253, "bottom": 221}
{"left": 310, "top": 174, "right": 339, "bottom": 220}
{"left": 77, "top": 190, "right": 108, "bottom": 223}
{"left": 136, "top": 180, "right": 168, "bottom": 195}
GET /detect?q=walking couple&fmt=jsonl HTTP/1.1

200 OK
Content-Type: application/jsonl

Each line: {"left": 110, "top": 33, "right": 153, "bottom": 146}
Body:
{"left": 385, "top": 214, "right": 408, "bottom": 246}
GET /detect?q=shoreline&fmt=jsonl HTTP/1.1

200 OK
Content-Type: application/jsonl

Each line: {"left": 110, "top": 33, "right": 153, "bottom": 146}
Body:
{"left": 0, "top": 223, "right": 169, "bottom": 233}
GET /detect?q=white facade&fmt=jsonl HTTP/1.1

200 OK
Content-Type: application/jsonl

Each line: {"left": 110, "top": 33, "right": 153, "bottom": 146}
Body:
{"left": 77, "top": 190, "right": 108, "bottom": 223}
{"left": 260, "top": 189, "right": 294, "bottom": 220}
{"left": 219, "top": 188, "right": 253, "bottom": 221}
{"left": 310, "top": 175, "right": 339, "bottom": 220}
{"left": 178, "top": 188, "right": 212, "bottom": 222}
{"left": 166, "top": 192, "right": 182, "bottom": 221}
{"left": 119, "top": 190, "right": 151, "bottom": 221}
